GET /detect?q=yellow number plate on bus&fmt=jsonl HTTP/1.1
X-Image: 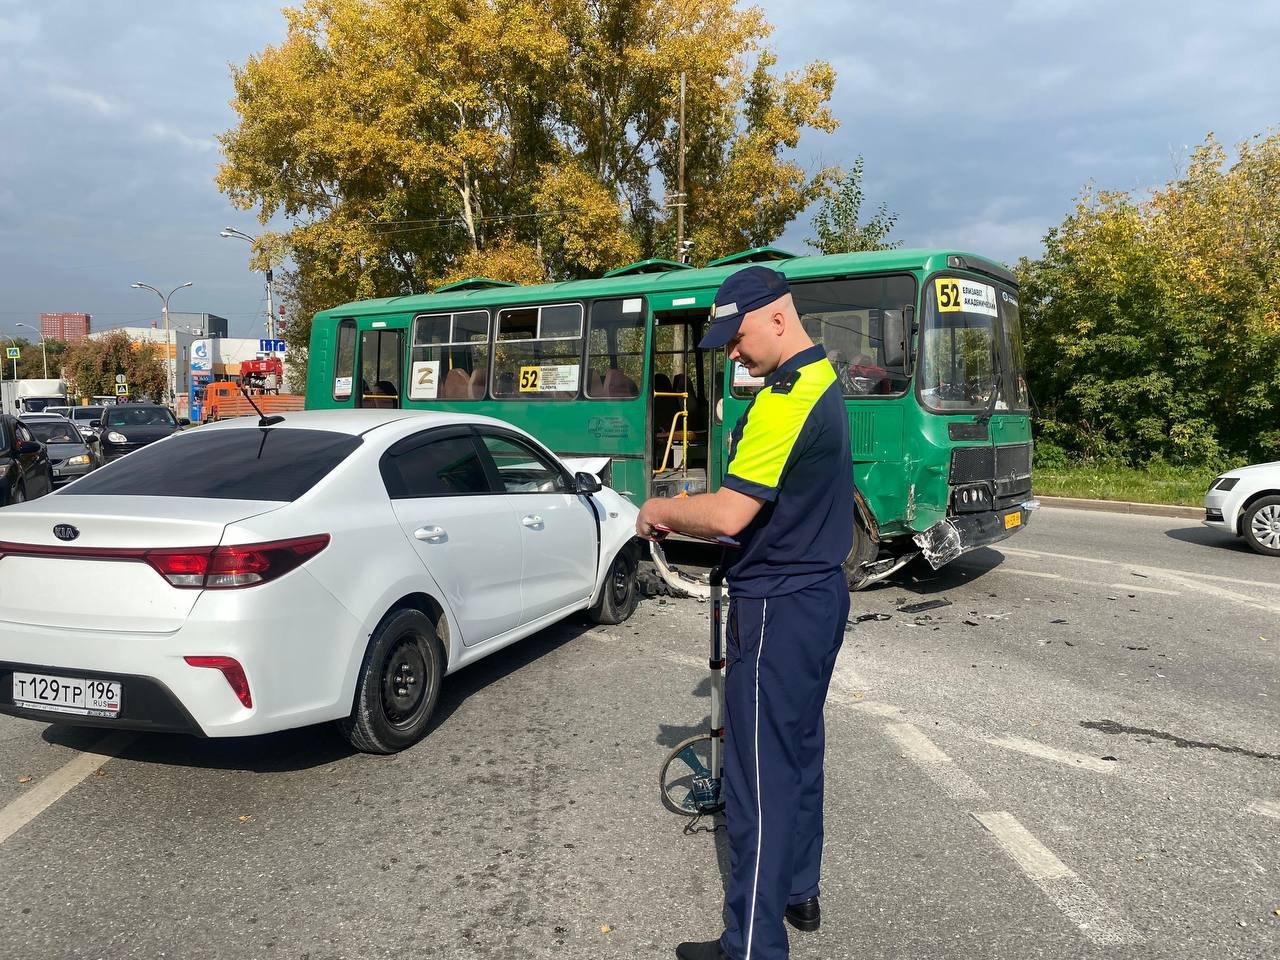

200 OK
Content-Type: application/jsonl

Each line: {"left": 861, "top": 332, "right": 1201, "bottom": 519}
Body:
{"left": 1003, "top": 511, "right": 1022, "bottom": 530}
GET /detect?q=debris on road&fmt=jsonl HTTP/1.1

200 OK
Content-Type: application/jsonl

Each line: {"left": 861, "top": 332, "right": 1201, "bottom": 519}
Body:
{"left": 897, "top": 598, "right": 952, "bottom": 614}
{"left": 17, "top": 775, "right": 32, "bottom": 784}
{"left": 1050, "top": 618, "right": 1068, "bottom": 624}
{"left": 851, "top": 612, "right": 892, "bottom": 623}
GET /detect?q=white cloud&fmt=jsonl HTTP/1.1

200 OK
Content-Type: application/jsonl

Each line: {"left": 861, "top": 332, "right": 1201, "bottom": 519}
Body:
{"left": 46, "top": 82, "right": 121, "bottom": 116}
{"left": 142, "top": 120, "right": 217, "bottom": 153}
{"left": 0, "top": 9, "right": 39, "bottom": 47}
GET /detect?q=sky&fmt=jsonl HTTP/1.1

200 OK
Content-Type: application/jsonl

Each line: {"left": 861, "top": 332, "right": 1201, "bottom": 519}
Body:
{"left": 1, "top": 0, "right": 1278, "bottom": 341}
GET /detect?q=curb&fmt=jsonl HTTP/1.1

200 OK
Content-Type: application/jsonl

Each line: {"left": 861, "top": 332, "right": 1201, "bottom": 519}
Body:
{"left": 1037, "top": 495, "right": 1203, "bottom": 520}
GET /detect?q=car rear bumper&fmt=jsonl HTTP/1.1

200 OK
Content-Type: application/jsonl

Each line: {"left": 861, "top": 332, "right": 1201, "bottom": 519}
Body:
{"left": 0, "top": 568, "right": 362, "bottom": 738}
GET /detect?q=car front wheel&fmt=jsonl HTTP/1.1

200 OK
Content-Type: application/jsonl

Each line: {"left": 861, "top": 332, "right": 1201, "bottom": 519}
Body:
{"left": 1242, "top": 496, "right": 1280, "bottom": 557}
{"left": 589, "top": 545, "right": 640, "bottom": 624}
{"left": 339, "top": 608, "right": 444, "bottom": 754}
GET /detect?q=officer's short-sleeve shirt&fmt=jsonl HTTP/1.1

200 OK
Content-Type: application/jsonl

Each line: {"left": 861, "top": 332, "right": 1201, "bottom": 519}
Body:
{"left": 721, "top": 344, "right": 855, "bottom": 598}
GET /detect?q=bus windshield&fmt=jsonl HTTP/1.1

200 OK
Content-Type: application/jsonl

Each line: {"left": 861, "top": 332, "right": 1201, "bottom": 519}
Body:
{"left": 919, "top": 276, "right": 1026, "bottom": 412}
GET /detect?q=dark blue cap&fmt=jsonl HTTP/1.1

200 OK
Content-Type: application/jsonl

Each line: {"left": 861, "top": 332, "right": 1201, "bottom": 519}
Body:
{"left": 698, "top": 266, "right": 792, "bottom": 349}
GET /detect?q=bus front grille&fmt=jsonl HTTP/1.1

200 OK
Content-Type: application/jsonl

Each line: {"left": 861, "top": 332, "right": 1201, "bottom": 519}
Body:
{"left": 950, "top": 443, "right": 1032, "bottom": 486}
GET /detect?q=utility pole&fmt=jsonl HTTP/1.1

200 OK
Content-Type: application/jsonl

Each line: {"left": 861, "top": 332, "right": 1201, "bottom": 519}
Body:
{"left": 675, "top": 72, "right": 687, "bottom": 263}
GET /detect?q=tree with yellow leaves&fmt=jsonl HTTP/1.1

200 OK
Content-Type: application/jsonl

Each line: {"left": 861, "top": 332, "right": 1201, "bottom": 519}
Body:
{"left": 218, "top": 0, "right": 839, "bottom": 359}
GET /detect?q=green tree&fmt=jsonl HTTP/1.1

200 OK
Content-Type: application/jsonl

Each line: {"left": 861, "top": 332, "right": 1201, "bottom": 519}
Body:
{"left": 1019, "top": 131, "right": 1280, "bottom": 465}
{"left": 11, "top": 337, "right": 70, "bottom": 380}
{"left": 62, "top": 331, "right": 167, "bottom": 403}
{"left": 805, "top": 155, "right": 899, "bottom": 254}
{"left": 217, "top": 0, "right": 839, "bottom": 364}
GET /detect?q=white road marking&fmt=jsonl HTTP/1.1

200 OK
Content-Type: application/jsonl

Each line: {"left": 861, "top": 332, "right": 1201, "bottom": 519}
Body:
{"left": 852, "top": 701, "right": 902, "bottom": 718}
{"left": 973, "top": 811, "right": 1141, "bottom": 945}
{"left": 1132, "top": 566, "right": 1280, "bottom": 614}
{"left": 0, "top": 733, "right": 135, "bottom": 846}
{"left": 1107, "top": 582, "right": 1181, "bottom": 596}
{"left": 987, "top": 736, "right": 1119, "bottom": 774}
{"left": 1247, "top": 799, "right": 1280, "bottom": 820}
{"left": 1002, "top": 546, "right": 1277, "bottom": 589}
{"left": 999, "top": 568, "right": 1062, "bottom": 580}
{"left": 882, "top": 722, "right": 989, "bottom": 802}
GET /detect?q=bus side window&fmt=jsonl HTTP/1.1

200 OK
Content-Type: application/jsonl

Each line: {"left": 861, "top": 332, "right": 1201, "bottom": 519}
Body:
{"left": 586, "top": 299, "right": 644, "bottom": 400}
{"left": 494, "top": 303, "right": 584, "bottom": 400}
{"left": 410, "top": 310, "right": 490, "bottom": 401}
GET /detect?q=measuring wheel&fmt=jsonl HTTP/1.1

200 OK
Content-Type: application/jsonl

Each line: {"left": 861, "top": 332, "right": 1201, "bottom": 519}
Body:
{"left": 658, "top": 567, "right": 727, "bottom": 818}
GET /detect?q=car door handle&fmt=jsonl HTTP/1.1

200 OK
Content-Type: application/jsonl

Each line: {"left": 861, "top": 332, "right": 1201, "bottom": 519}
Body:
{"left": 413, "top": 525, "right": 448, "bottom": 543}
{"left": 521, "top": 515, "right": 544, "bottom": 528}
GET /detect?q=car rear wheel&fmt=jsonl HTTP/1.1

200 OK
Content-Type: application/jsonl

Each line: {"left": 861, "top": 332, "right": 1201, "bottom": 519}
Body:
{"left": 589, "top": 545, "right": 639, "bottom": 624}
{"left": 338, "top": 608, "right": 444, "bottom": 754}
{"left": 1242, "top": 496, "right": 1280, "bottom": 557}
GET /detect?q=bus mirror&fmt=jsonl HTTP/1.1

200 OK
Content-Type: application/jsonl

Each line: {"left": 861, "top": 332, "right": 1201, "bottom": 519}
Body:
{"left": 883, "top": 309, "right": 907, "bottom": 369}
{"left": 574, "top": 471, "right": 603, "bottom": 495}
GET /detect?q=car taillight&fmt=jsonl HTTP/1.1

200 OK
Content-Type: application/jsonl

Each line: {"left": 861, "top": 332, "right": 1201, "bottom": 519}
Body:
{"left": 184, "top": 655, "right": 252, "bottom": 708}
{"left": 145, "top": 534, "right": 330, "bottom": 589}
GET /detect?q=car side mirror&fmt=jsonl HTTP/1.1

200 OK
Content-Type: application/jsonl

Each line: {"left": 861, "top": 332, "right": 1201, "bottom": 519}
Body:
{"left": 89, "top": 420, "right": 101, "bottom": 428}
{"left": 85, "top": 434, "right": 100, "bottom": 445}
{"left": 17, "top": 440, "right": 42, "bottom": 455}
{"left": 178, "top": 418, "right": 191, "bottom": 427}
{"left": 574, "top": 471, "right": 603, "bottom": 495}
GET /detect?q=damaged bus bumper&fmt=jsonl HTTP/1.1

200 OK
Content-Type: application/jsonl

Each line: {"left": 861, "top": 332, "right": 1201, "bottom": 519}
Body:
{"left": 913, "top": 498, "right": 1040, "bottom": 569}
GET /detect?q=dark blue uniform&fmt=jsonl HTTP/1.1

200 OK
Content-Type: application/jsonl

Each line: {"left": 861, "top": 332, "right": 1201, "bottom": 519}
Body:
{"left": 718, "top": 344, "right": 854, "bottom": 960}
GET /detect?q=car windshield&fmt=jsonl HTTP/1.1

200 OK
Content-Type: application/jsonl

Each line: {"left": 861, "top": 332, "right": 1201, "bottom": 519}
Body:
{"left": 919, "top": 276, "right": 1028, "bottom": 412}
{"left": 62, "top": 428, "right": 363, "bottom": 500}
{"left": 26, "top": 420, "right": 81, "bottom": 444}
{"left": 103, "top": 406, "right": 177, "bottom": 428}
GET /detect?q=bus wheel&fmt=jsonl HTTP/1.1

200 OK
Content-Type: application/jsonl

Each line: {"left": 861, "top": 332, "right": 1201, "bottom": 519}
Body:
{"left": 843, "top": 515, "right": 878, "bottom": 591}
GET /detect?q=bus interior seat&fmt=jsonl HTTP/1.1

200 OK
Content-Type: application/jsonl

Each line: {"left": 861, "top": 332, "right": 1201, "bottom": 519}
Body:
{"left": 589, "top": 370, "right": 606, "bottom": 396}
{"left": 467, "top": 368, "right": 487, "bottom": 398}
{"left": 441, "top": 367, "right": 471, "bottom": 399}
{"left": 601, "top": 369, "right": 638, "bottom": 398}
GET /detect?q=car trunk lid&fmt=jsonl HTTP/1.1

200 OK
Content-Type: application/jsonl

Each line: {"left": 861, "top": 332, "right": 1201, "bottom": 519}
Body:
{"left": 0, "top": 496, "right": 286, "bottom": 633}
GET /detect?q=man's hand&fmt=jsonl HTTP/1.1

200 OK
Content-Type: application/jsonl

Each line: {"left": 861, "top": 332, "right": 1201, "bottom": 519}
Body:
{"left": 636, "top": 499, "right": 668, "bottom": 541}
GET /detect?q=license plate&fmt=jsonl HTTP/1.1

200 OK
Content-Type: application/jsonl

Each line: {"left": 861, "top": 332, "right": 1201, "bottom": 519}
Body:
{"left": 52, "top": 468, "right": 62, "bottom": 476}
{"left": 1004, "top": 511, "right": 1022, "bottom": 530}
{"left": 11, "top": 672, "right": 121, "bottom": 718}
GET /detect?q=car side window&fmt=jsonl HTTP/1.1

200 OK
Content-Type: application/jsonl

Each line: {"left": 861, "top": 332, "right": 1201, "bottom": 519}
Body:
{"left": 478, "top": 433, "right": 569, "bottom": 494}
{"left": 383, "top": 433, "right": 492, "bottom": 498}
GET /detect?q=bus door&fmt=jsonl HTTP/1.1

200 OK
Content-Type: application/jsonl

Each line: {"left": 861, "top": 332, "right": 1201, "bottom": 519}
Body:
{"left": 358, "top": 329, "right": 404, "bottom": 408}
{"left": 648, "top": 309, "right": 713, "bottom": 498}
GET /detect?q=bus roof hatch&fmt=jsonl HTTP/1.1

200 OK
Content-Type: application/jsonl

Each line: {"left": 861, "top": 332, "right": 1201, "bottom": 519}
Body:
{"left": 706, "top": 246, "right": 798, "bottom": 268}
{"left": 432, "top": 277, "right": 520, "bottom": 293}
{"left": 602, "top": 258, "right": 694, "bottom": 278}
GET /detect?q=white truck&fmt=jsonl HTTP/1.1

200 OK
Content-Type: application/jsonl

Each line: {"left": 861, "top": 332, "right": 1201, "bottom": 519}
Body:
{"left": 1, "top": 378, "right": 68, "bottom": 414}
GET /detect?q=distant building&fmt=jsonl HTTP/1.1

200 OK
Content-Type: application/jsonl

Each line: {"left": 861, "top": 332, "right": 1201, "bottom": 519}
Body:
{"left": 87, "top": 326, "right": 197, "bottom": 415}
{"left": 169, "top": 312, "right": 229, "bottom": 339}
{"left": 41, "top": 312, "right": 91, "bottom": 343}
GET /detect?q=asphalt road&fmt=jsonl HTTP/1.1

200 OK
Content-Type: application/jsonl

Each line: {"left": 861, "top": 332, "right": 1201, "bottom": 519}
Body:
{"left": 1, "top": 506, "right": 1277, "bottom": 960}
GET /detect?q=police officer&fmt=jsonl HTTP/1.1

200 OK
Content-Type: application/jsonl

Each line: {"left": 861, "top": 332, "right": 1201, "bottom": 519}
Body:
{"left": 636, "top": 266, "right": 854, "bottom": 960}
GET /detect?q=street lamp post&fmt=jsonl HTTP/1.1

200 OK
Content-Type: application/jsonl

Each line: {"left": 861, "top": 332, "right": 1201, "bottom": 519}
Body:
{"left": 130, "top": 281, "right": 193, "bottom": 406}
{"left": 15, "top": 323, "right": 48, "bottom": 379}
{"left": 220, "top": 227, "right": 276, "bottom": 341}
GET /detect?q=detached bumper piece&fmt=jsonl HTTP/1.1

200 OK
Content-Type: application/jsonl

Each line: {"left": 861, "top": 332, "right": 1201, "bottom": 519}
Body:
{"left": 914, "top": 499, "right": 1040, "bottom": 570}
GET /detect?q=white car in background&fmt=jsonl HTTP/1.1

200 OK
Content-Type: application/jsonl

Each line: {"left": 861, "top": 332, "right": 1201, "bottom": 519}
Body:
{"left": 0, "top": 410, "right": 641, "bottom": 753}
{"left": 1203, "top": 461, "right": 1280, "bottom": 556}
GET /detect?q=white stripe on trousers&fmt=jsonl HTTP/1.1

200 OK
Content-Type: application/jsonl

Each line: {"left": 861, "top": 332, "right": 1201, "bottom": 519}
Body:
{"left": 744, "top": 598, "right": 768, "bottom": 960}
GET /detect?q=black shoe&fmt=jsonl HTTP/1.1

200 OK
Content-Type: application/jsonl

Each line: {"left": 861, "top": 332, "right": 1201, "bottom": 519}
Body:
{"left": 785, "top": 896, "right": 821, "bottom": 932}
{"left": 675, "top": 940, "right": 728, "bottom": 960}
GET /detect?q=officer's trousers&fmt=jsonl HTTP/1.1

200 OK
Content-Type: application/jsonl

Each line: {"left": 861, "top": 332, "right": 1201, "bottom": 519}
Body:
{"left": 719, "top": 571, "right": 850, "bottom": 960}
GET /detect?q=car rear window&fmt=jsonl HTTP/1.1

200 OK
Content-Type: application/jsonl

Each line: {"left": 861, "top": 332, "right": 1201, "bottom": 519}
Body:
{"left": 103, "top": 406, "right": 177, "bottom": 428}
{"left": 61, "top": 428, "right": 362, "bottom": 501}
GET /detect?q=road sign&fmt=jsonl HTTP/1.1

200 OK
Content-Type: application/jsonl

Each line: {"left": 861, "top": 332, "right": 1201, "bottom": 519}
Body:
{"left": 115, "top": 373, "right": 127, "bottom": 385}
{"left": 115, "top": 383, "right": 128, "bottom": 396}
{"left": 259, "top": 339, "right": 287, "bottom": 354}
{"left": 5, "top": 347, "right": 18, "bottom": 359}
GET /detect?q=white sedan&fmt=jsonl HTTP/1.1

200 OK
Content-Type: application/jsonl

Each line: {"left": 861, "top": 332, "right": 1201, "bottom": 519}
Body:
{"left": 1203, "top": 461, "right": 1280, "bottom": 556}
{"left": 0, "top": 410, "right": 641, "bottom": 752}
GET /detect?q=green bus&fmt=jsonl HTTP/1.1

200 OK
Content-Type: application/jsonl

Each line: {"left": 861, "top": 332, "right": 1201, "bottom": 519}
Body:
{"left": 304, "top": 247, "right": 1036, "bottom": 587}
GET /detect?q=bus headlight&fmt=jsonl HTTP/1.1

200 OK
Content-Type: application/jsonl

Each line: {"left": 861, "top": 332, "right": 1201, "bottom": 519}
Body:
{"left": 953, "top": 484, "right": 992, "bottom": 513}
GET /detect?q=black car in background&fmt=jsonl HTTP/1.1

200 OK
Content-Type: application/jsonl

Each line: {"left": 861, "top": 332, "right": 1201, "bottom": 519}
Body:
{"left": 0, "top": 414, "right": 54, "bottom": 506}
{"left": 95, "top": 404, "right": 188, "bottom": 461}
{"left": 21, "top": 413, "right": 103, "bottom": 486}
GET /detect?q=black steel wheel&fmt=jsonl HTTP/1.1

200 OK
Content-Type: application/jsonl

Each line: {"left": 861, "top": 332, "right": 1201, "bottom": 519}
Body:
{"left": 339, "top": 607, "right": 444, "bottom": 754}
{"left": 589, "top": 544, "right": 639, "bottom": 624}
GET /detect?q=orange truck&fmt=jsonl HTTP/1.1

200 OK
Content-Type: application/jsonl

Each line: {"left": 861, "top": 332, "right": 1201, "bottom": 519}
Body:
{"left": 201, "top": 380, "right": 305, "bottom": 424}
